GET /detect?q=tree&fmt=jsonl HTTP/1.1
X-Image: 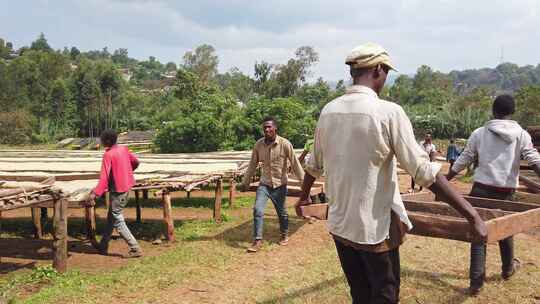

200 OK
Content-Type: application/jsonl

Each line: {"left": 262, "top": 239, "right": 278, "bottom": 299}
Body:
{"left": 112, "top": 48, "right": 129, "bottom": 66}
{"left": 30, "top": 33, "right": 52, "bottom": 52}
{"left": 182, "top": 44, "right": 219, "bottom": 84}
{"left": 515, "top": 85, "right": 540, "bottom": 127}
{"left": 70, "top": 47, "right": 80, "bottom": 60}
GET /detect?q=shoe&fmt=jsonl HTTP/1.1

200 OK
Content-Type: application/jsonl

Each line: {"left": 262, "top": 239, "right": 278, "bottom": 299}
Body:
{"left": 279, "top": 234, "right": 289, "bottom": 246}
{"left": 468, "top": 284, "right": 483, "bottom": 296}
{"left": 247, "top": 240, "right": 262, "bottom": 253}
{"left": 125, "top": 248, "right": 143, "bottom": 258}
{"left": 502, "top": 258, "right": 521, "bottom": 280}
{"left": 97, "top": 244, "right": 108, "bottom": 256}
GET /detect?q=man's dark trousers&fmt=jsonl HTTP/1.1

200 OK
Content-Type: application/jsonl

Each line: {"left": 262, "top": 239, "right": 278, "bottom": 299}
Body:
{"left": 469, "top": 184, "right": 514, "bottom": 288}
{"left": 334, "top": 239, "right": 400, "bottom": 304}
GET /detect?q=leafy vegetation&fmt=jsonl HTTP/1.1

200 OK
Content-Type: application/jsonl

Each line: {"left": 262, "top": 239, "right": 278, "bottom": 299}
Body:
{"left": 2, "top": 33, "right": 540, "bottom": 150}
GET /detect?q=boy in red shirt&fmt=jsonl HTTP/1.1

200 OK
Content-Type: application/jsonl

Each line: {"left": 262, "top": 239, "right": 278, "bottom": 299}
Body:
{"left": 89, "top": 129, "right": 142, "bottom": 258}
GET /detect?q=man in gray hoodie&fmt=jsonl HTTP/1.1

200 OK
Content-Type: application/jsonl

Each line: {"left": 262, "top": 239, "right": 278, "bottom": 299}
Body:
{"left": 447, "top": 94, "right": 540, "bottom": 295}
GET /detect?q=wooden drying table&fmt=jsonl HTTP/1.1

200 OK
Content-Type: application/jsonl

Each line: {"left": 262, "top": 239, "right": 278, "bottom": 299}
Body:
{"left": 130, "top": 173, "right": 228, "bottom": 242}
{"left": 401, "top": 192, "right": 540, "bottom": 243}
{"left": 0, "top": 186, "right": 69, "bottom": 272}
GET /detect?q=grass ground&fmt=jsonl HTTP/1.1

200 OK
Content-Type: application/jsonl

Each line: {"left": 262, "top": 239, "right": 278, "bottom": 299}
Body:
{"left": 1, "top": 183, "right": 540, "bottom": 303}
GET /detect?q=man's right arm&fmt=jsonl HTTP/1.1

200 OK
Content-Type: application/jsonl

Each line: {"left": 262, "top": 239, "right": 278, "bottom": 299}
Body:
{"left": 240, "top": 144, "right": 259, "bottom": 191}
{"left": 447, "top": 133, "right": 478, "bottom": 181}
{"left": 389, "top": 107, "right": 487, "bottom": 242}
{"left": 521, "top": 131, "right": 540, "bottom": 178}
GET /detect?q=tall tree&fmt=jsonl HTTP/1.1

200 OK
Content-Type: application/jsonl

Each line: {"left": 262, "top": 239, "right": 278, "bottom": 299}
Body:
{"left": 30, "top": 33, "right": 52, "bottom": 52}
{"left": 182, "top": 44, "right": 219, "bottom": 84}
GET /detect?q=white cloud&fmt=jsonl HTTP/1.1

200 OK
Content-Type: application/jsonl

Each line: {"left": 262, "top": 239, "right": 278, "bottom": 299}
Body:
{"left": 1, "top": 0, "right": 539, "bottom": 80}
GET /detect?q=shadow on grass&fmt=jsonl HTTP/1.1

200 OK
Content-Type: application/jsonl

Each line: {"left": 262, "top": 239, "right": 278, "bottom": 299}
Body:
{"left": 0, "top": 261, "right": 36, "bottom": 274}
{"left": 123, "top": 196, "right": 251, "bottom": 210}
{"left": 402, "top": 268, "right": 471, "bottom": 303}
{"left": 190, "top": 216, "right": 307, "bottom": 249}
{"left": 256, "top": 276, "right": 346, "bottom": 304}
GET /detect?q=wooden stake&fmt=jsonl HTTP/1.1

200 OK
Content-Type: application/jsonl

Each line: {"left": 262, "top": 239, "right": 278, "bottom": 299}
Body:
{"left": 31, "top": 207, "right": 43, "bottom": 239}
{"left": 143, "top": 190, "right": 149, "bottom": 200}
{"left": 135, "top": 190, "right": 142, "bottom": 223}
{"left": 162, "top": 191, "right": 175, "bottom": 242}
{"left": 85, "top": 206, "right": 98, "bottom": 248}
{"left": 228, "top": 179, "right": 236, "bottom": 208}
{"left": 53, "top": 199, "right": 68, "bottom": 273}
{"left": 105, "top": 192, "right": 110, "bottom": 209}
{"left": 214, "top": 178, "right": 223, "bottom": 223}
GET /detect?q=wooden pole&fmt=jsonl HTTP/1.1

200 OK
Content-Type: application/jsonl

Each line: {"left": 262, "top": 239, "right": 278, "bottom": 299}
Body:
{"left": 85, "top": 206, "right": 98, "bottom": 248}
{"left": 105, "top": 192, "right": 110, "bottom": 210}
{"left": 186, "top": 191, "right": 191, "bottom": 199}
{"left": 214, "top": 178, "right": 223, "bottom": 223}
{"left": 135, "top": 190, "right": 142, "bottom": 223}
{"left": 31, "top": 207, "right": 43, "bottom": 239}
{"left": 162, "top": 191, "right": 175, "bottom": 242}
{"left": 228, "top": 179, "right": 236, "bottom": 208}
{"left": 53, "top": 198, "right": 68, "bottom": 273}
{"left": 143, "top": 190, "right": 149, "bottom": 200}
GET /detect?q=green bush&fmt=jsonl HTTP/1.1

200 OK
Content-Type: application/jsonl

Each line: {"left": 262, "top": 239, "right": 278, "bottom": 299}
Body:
{"left": 0, "top": 111, "right": 35, "bottom": 144}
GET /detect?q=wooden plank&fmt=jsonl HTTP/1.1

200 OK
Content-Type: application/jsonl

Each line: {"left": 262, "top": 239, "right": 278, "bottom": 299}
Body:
{"left": 299, "top": 203, "right": 328, "bottom": 220}
{"left": 520, "top": 175, "right": 540, "bottom": 193}
{"left": 248, "top": 182, "right": 322, "bottom": 197}
{"left": 463, "top": 195, "right": 539, "bottom": 212}
{"left": 52, "top": 199, "right": 68, "bottom": 273}
{"left": 31, "top": 207, "right": 43, "bottom": 239}
{"left": 85, "top": 206, "right": 98, "bottom": 248}
{"left": 486, "top": 207, "right": 540, "bottom": 243}
{"left": 214, "top": 178, "right": 223, "bottom": 223}
{"left": 135, "top": 190, "right": 142, "bottom": 223}
{"left": 408, "top": 211, "right": 472, "bottom": 242}
{"left": 514, "top": 191, "right": 540, "bottom": 205}
{"left": 404, "top": 200, "right": 514, "bottom": 221}
{"left": 162, "top": 191, "right": 175, "bottom": 242}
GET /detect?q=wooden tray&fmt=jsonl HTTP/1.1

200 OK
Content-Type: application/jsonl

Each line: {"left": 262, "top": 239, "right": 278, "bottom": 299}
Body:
{"left": 401, "top": 192, "right": 540, "bottom": 243}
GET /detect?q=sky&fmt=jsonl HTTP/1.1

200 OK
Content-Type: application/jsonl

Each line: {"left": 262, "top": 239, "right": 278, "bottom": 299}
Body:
{"left": 1, "top": 0, "right": 539, "bottom": 81}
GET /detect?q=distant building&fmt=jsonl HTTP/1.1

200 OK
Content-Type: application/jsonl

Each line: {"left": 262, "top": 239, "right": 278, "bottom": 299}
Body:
{"left": 160, "top": 70, "right": 177, "bottom": 79}
{"left": 117, "top": 68, "right": 133, "bottom": 82}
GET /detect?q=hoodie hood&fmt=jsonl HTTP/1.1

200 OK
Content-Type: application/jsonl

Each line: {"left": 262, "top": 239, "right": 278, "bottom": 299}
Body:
{"left": 485, "top": 119, "right": 523, "bottom": 144}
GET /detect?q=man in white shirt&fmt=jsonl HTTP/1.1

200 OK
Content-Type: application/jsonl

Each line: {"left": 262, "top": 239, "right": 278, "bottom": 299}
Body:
{"left": 411, "top": 133, "right": 437, "bottom": 191}
{"left": 447, "top": 95, "right": 540, "bottom": 295}
{"left": 296, "top": 42, "right": 487, "bottom": 303}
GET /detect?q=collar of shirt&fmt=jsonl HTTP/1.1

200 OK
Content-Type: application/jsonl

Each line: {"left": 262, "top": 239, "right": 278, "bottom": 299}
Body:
{"left": 345, "top": 85, "right": 378, "bottom": 97}
{"left": 263, "top": 135, "right": 282, "bottom": 147}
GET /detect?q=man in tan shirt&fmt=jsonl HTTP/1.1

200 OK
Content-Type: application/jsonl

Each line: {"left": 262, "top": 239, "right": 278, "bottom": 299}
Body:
{"left": 241, "top": 116, "right": 304, "bottom": 252}
{"left": 296, "top": 43, "right": 487, "bottom": 303}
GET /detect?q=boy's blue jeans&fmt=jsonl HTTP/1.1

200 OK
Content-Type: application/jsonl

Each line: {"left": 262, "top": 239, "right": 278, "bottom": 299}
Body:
{"left": 99, "top": 192, "right": 140, "bottom": 251}
{"left": 253, "top": 184, "right": 288, "bottom": 240}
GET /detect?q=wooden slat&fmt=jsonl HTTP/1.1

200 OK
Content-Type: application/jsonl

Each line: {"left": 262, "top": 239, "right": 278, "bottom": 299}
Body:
{"left": 408, "top": 211, "right": 472, "bottom": 242}
{"left": 486, "top": 207, "right": 540, "bottom": 243}
{"left": 214, "top": 179, "right": 223, "bottom": 223}
{"left": 299, "top": 203, "right": 328, "bottom": 220}
{"left": 162, "top": 191, "right": 175, "bottom": 242}
{"left": 404, "top": 200, "right": 513, "bottom": 221}
{"left": 52, "top": 199, "right": 68, "bottom": 273}
{"left": 520, "top": 175, "right": 540, "bottom": 193}
{"left": 463, "top": 195, "right": 539, "bottom": 212}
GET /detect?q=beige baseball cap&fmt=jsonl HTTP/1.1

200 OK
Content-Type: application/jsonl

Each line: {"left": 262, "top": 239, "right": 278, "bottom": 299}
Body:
{"left": 345, "top": 42, "right": 398, "bottom": 72}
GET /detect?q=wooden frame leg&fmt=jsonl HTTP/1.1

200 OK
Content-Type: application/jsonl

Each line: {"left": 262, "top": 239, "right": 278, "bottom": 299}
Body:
{"left": 53, "top": 199, "right": 68, "bottom": 273}
{"left": 143, "top": 190, "right": 149, "bottom": 200}
{"left": 31, "top": 207, "right": 43, "bottom": 239}
{"left": 85, "top": 206, "right": 98, "bottom": 248}
{"left": 214, "top": 179, "right": 223, "bottom": 223}
{"left": 228, "top": 179, "right": 236, "bottom": 208}
{"left": 162, "top": 191, "right": 175, "bottom": 242}
{"left": 135, "top": 190, "right": 142, "bottom": 223}
{"left": 105, "top": 192, "right": 110, "bottom": 210}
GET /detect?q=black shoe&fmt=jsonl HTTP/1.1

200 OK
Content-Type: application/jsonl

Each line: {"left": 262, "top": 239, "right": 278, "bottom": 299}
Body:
{"left": 502, "top": 258, "right": 521, "bottom": 280}
{"left": 468, "top": 283, "right": 483, "bottom": 296}
{"left": 98, "top": 245, "right": 108, "bottom": 256}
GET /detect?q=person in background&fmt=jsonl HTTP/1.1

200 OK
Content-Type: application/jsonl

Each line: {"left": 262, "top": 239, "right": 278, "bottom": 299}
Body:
{"left": 446, "top": 139, "right": 460, "bottom": 174}
{"left": 297, "top": 42, "right": 486, "bottom": 303}
{"left": 89, "top": 129, "right": 143, "bottom": 258}
{"left": 447, "top": 95, "right": 540, "bottom": 295}
{"left": 240, "top": 117, "right": 305, "bottom": 253}
{"left": 411, "top": 133, "right": 437, "bottom": 191}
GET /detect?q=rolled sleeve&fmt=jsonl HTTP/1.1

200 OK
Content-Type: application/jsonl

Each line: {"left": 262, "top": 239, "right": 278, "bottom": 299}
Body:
{"left": 305, "top": 126, "right": 324, "bottom": 178}
{"left": 390, "top": 107, "right": 441, "bottom": 188}
{"left": 241, "top": 145, "right": 259, "bottom": 187}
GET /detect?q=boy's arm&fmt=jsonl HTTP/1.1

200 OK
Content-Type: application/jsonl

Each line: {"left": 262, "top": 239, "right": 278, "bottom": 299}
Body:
{"left": 240, "top": 145, "right": 259, "bottom": 191}
{"left": 288, "top": 142, "right": 305, "bottom": 182}
{"left": 91, "top": 153, "right": 112, "bottom": 199}
{"left": 129, "top": 151, "right": 140, "bottom": 171}
{"left": 447, "top": 133, "right": 478, "bottom": 181}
